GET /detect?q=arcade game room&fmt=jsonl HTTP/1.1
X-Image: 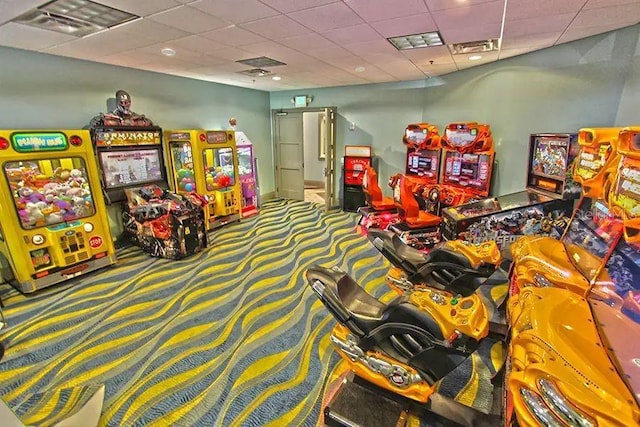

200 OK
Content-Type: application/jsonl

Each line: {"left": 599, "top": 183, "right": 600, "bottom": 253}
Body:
{"left": 1, "top": 0, "right": 640, "bottom": 426}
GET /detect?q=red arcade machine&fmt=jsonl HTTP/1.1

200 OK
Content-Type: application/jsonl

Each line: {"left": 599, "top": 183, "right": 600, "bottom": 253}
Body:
{"left": 342, "top": 146, "right": 372, "bottom": 212}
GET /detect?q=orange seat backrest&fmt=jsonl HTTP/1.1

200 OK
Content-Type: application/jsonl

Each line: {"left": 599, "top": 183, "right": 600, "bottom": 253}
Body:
{"left": 393, "top": 175, "right": 420, "bottom": 220}
{"left": 362, "top": 165, "right": 383, "bottom": 206}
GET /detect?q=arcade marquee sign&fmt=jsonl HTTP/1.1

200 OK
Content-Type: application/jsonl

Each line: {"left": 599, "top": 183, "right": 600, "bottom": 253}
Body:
{"left": 94, "top": 130, "right": 161, "bottom": 146}
{"left": 11, "top": 132, "right": 68, "bottom": 152}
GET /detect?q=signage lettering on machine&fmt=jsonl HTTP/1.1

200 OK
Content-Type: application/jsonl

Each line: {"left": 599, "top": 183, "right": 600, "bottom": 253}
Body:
{"left": 167, "top": 133, "right": 191, "bottom": 141}
{"left": 207, "top": 131, "right": 228, "bottom": 144}
{"left": 12, "top": 133, "right": 68, "bottom": 152}
{"left": 95, "top": 131, "right": 161, "bottom": 146}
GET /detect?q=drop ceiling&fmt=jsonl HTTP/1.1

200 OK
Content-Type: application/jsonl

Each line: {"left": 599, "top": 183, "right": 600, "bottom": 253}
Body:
{"left": 0, "top": 0, "right": 638, "bottom": 91}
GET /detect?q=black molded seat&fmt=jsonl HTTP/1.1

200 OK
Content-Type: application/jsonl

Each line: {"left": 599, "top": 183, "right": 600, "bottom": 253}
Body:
{"left": 368, "top": 229, "right": 429, "bottom": 274}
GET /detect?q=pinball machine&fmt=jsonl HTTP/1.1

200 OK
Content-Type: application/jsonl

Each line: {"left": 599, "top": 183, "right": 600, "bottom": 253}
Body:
{"left": 441, "top": 132, "right": 580, "bottom": 250}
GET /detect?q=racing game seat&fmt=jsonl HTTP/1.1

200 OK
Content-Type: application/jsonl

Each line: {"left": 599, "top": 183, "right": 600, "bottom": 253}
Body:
{"left": 362, "top": 165, "right": 396, "bottom": 211}
{"left": 393, "top": 175, "right": 441, "bottom": 229}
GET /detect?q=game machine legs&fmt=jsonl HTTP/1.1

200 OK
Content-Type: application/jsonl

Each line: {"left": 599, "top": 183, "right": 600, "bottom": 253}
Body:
{"left": 164, "top": 130, "right": 241, "bottom": 231}
{"left": 505, "top": 127, "right": 640, "bottom": 427}
{"left": 235, "top": 131, "right": 259, "bottom": 218}
{"left": 0, "top": 131, "right": 116, "bottom": 293}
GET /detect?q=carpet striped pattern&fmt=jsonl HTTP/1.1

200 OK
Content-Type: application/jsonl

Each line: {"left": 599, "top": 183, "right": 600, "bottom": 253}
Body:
{"left": 0, "top": 199, "right": 391, "bottom": 426}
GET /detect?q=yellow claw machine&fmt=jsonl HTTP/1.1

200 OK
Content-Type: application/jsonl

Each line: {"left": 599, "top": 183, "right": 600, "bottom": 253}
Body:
{"left": 0, "top": 130, "right": 116, "bottom": 293}
{"left": 164, "top": 130, "right": 242, "bottom": 230}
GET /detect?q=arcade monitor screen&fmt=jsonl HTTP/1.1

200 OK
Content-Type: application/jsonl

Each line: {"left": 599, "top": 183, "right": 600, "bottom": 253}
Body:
{"left": 407, "top": 149, "right": 440, "bottom": 179}
{"left": 442, "top": 151, "right": 492, "bottom": 194}
{"left": 99, "top": 148, "right": 164, "bottom": 189}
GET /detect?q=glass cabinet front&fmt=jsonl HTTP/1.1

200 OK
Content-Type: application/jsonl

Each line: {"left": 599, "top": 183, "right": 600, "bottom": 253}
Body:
{"left": 4, "top": 158, "right": 97, "bottom": 229}
{"left": 169, "top": 142, "right": 196, "bottom": 192}
{"left": 237, "top": 145, "right": 254, "bottom": 179}
{"left": 203, "top": 147, "right": 236, "bottom": 191}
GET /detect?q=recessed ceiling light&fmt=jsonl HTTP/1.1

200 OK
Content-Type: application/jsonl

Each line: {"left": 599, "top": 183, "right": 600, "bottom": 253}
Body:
{"left": 355, "top": 66, "right": 366, "bottom": 72}
{"left": 161, "top": 47, "right": 176, "bottom": 56}
{"left": 272, "top": 76, "right": 281, "bottom": 81}
{"left": 469, "top": 55, "right": 482, "bottom": 61}
{"left": 387, "top": 31, "right": 444, "bottom": 51}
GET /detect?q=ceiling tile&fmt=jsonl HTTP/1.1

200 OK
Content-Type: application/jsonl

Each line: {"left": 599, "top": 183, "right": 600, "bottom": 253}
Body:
{"left": 439, "top": 23, "right": 502, "bottom": 44}
{"left": 238, "top": 15, "right": 312, "bottom": 39}
{"left": 417, "top": 62, "right": 458, "bottom": 76}
{"left": 499, "top": 47, "right": 537, "bottom": 59}
{"left": 117, "top": 18, "right": 191, "bottom": 42}
{"left": 201, "top": 26, "right": 267, "bottom": 46}
{"left": 0, "top": 22, "right": 77, "bottom": 51}
{"left": 305, "top": 44, "right": 354, "bottom": 60}
{"left": 147, "top": 5, "right": 229, "bottom": 33}
{"left": 402, "top": 45, "right": 455, "bottom": 63}
{"left": 505, "top": 0, "right": 585, "bottom": 21}
{"left": 288, "top": 2, "right": 364, "bottom": 32}
{"left": 432, "top": 1, "right": 506, "bottom": 28}
{"left": 503, "top": 13, "right": 575, "bottom": 37}
{"left": 369, "top": 13, "right": 438, "bottom": 38}
{"left": 190, "top": 0, "right": 280, "bottom": 24}
{"left": 321, "top": 23, "right": 380, "bottom": 45}
{"left": 344, "top": 0, "right": 429, "bottom": 22}
{"left": 96, "top": 0, "right": 181, "bottom": 17}
{"left": 425, "top": 0, "right": 500, "bottom": 12}
{"left": 584, "top": 0, "right": 640, "bottom": 9}
{"left": 343, "top": 39, "right": 399, "bottom": 56}
{"left": 101, "top": 49, "right": 162, "bottom": 67}
{"left": 501, "top": 31, "right": 563, "bottom": 49}
{"left": 260, "top": 0, "right": 339, "bottom": 13}
{"left": 453, "top": 51, "right": 500, "bottom": 68}
{"left": 163, "top": 35, "right": 231, "bottom": 55}
{"left": 277, "top": 33, "right": 336, "bottom": 50}
{"left": 571, "top": 3, "right": 640, "bottom": 27}
{"left": 206, "top": 46, "right": 257, "bottom": 61}
{"left": 558, "top": 21, "right": 637, "bottom": 43}
{"left": 0, "top": 0, "right": 44, "bottom": 25}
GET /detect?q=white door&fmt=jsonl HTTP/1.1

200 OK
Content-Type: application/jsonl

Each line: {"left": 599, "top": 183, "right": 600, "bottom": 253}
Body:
{"left": 322, "top": 108, "right": 337, "bottom": 211}
{"left": 274, "top": 112, "right": 304, "bottom": 200}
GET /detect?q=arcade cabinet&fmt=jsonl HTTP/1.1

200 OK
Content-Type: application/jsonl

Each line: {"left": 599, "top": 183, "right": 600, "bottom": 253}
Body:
{"left": 235, "top": 131, "right": 259, "bottom": 218}
{"left": 0, "top": 130, "right": 116, "bottom": 293}
{"left": 441, "top": 132, "right": 579, "bottom": 250}
{"left": 342, "top": 146, "right": 372, "bottom": 212}
{"left": 403, "top": 123, "right": 442, "bottom": 183}
{"left": 505, "top": 127, "right": 640, "bottom": 427}
{"left": 164, "top": 130, "right": 242, "bottom": 230}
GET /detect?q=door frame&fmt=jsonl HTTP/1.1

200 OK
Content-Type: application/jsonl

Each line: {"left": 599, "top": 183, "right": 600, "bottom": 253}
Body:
{"left": 272, "top": 107, "right": 338, "bottom": 209}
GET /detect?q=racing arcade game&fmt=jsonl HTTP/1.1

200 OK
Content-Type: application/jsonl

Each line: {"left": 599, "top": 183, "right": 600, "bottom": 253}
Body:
{"left": 441, "top": 132, "right": 579, "bottom": 250}
{"left": 164, "top": 129, "right": 242, "bottom": 230}
{"left": 0, "top": 130, "right": 116, "bottom": 293}
{"left": 505, "top": 126, "right": 640, "bottom": 427}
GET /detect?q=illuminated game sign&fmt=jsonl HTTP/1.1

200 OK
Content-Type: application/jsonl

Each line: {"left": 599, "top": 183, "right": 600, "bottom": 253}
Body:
{"left": 94, "top": 130, "right": 161, "bottom": 146}
{"left": 207, "top": 131, "right": 229, "bottom": 144}
{"left": 575, "top": 144, "right": 612, "bottom": 180}
{"left": 11, "top": 132, "right": 68, "bottom": 152}
{"left": 167, "top": 132, "right": 191, "bottom": 141}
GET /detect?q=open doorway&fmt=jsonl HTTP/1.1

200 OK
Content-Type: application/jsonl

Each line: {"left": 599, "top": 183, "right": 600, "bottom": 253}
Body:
{"left": 273, "top": 107, "right": 337, "bottom": 211}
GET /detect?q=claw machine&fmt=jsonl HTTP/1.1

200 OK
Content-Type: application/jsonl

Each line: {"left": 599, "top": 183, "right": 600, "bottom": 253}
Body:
{"left": 0, "top": 130, "right": 116, "bottom": 293}
{"left": 235, "top": 131, "right": 259, "bottom": 217}
{"left": 164, "top": 130, "right": 242, "bottom": 230}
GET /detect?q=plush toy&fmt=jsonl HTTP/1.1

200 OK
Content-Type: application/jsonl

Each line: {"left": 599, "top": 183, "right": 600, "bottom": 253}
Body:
{"left": 54, "top": 167, "right": 71, "bottom": 182}
{"left": 68, "top": 169, "right": 85, "bottom": 187}
{"left": 18, "top": 187, "right": 45, "bottom": 204}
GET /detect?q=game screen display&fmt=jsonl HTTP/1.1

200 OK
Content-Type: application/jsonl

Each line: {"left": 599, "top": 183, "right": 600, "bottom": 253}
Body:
{"left": 574, "top": 144, "right": 613, "bottom": 181}
{"left": 4, "top": 158, "right": 97, "bottom": 230}
{"left": 99, "top": 148, "right": 164, "bottom": 189}
{"left": 531, "top": 136, "right": 570, "bottom": 179}
{"left": 563, "top": 199, "right": 624, "bottom": 283}
{"left": 203, "top": 147, "right": 236, "bottom": 191}
{"left": 442, "top": 151, "right": 492, "bottom": 193}
{"left": 169, "top": 142, "right": 197, "bottom": 192}
{"left": 406, "top": 149, "right": 439, "bottom": 178}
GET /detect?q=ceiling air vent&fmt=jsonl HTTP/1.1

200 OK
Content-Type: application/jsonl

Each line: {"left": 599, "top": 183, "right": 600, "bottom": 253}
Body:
{"left": 236, "top": 57, "right": 287, "bottom": 68}
{"left": 12, "top": 0, "right": 139, "bottom": 37}
{"left": 238, "top": 68, "right": 272, "bottom": 77}
{"left": 450, "top": 39, "right": 500, "bottom": 55}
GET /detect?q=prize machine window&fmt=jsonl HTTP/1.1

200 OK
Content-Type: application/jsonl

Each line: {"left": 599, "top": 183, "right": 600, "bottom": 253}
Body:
{"left": 99, "top": 148, "right": 164, "bottom": 190}
{"left": 237, "top": 146, "right": 253, "bottom": 179}
{"left": 203, "top": 147, "right": 237, "bottom": 191}
{"left": 528, "top": 136, "right": 570, "bottom": 193}
{"left": 407, "top": 149, "right": 440, "bottom": 179}
{"left": 168, "top": 142, "right": 197, "bottom": 192}
{"left": 4, "top": 158, "right": 97, "bottom": 230}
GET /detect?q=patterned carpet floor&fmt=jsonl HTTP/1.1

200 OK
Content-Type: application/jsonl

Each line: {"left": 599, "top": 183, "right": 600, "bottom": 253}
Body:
{"left": 0, "top": 199, "right": 391, "bottom": 426}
